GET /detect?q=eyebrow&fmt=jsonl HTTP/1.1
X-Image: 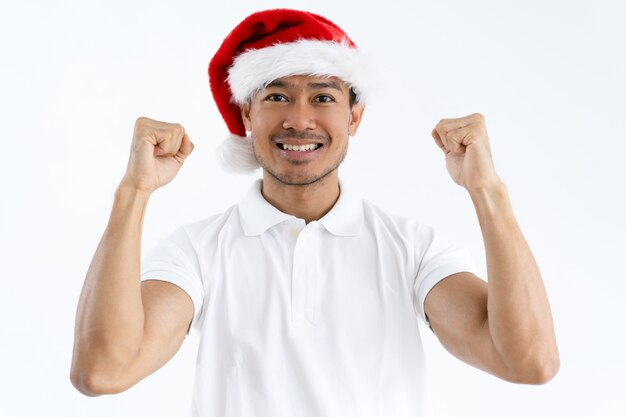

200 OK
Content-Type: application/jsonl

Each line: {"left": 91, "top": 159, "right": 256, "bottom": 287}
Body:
{"left": 265, "top": 79, "right": 344, "bottom": 93}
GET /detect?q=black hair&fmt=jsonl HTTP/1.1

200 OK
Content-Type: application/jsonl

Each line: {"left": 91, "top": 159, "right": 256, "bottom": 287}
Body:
{"left": 349, "top": 87, "right": 357, "bottom": 107}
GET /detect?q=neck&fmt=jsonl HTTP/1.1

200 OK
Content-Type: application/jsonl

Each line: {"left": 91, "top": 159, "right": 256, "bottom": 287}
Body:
{"left": 260, "top": 171, "right": 340, "bottom": 224}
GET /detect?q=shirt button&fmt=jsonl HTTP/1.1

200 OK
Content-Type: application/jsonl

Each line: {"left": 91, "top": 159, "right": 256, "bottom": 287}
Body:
{"left": 290, "top": 227, "right": 301, "bottom": 238}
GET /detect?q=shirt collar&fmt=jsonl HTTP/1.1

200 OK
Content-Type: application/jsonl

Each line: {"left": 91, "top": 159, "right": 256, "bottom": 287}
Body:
{"left": 237, "top": 178, "right": 363, "bottom": 237}
{"left": 318, "top": 179, "right": 363, "bottom": 236}
{"left": 238, "top": 179, "right": 293, "bottom": 236}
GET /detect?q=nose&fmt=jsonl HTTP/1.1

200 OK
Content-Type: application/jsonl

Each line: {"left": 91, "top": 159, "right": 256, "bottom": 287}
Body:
{"left": 282, "top": 101, "right": 316, "bottom": 131}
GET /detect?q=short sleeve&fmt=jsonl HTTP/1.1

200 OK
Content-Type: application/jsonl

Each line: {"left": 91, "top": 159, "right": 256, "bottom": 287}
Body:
{"left": 412, "top": 224, "right": 477, "bottom": 326}
{"left": 141, "top": 226, "right": 205, "bottom": 334}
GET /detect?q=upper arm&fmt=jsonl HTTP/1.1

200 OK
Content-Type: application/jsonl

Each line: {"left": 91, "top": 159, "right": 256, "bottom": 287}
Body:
{"left": 120, "top": 280, "right": 194, "bottom": 389}
{"left": 423, "top": 272, "right": 516, "bottom": 381}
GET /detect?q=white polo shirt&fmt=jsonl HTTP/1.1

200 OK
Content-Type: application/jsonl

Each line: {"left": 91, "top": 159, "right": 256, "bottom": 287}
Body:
{"left": 141, "top": 179, "right": 476, "bottom": 417}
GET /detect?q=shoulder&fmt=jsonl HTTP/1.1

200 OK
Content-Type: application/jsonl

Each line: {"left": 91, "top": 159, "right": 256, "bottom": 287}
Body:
{"left": 361, "top": 199, "right": 435, "bottom": 240}
{"left": 182, "top": 205, "right": 238, "bottom": 233}
{"left": 166, "top": 204, "right": 241, "bottom": 249}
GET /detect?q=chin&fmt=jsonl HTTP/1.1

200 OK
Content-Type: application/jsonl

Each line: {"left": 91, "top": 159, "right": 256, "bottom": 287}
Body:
{"left": 266, "top": 166, "right": 337, "bottom": 187}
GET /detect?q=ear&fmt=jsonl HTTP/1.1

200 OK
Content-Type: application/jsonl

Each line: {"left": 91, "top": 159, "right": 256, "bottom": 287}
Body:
{"left": 348, "top": 103, "right": 365, "bottom": 137}
{"left": 240, "top": 102, "right": 252, "bottom": 132}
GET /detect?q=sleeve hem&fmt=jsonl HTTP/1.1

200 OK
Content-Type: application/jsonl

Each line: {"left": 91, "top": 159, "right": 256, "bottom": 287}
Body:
{"left": 141, "top": 271, "right": 204, "bottom": 334}
{"left": 416, "top": 264, "right": 478, "bottom": 326}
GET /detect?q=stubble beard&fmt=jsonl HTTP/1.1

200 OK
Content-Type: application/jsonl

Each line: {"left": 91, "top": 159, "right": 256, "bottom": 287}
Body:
{"left": 252, "top": 134, "right": 348, "bottom": 187}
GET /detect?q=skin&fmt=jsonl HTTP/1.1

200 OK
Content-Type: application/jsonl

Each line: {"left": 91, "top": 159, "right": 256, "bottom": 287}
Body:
{"left": 70, "top": 75, "right": 558, "bottom": 397}
{"left": 241, "top": 75, "right": 365, "bottom": 222}
{"left": 426, "top": 114, "right": 559, "bottom": 383}
{"left": 70, "top": 118, "right": 196, "bottom": 395}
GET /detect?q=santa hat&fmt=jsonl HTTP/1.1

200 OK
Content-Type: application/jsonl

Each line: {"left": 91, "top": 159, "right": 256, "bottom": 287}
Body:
{"left": 208, "top": 8, "right": 371, "bottom": 174}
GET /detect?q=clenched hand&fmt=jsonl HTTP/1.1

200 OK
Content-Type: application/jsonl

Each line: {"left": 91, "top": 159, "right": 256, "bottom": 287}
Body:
{"left": 123, "top": 117, "right": 195, "bottom": 194}
{"left": 432, "top": 113, "right": 501, "bottom": 191}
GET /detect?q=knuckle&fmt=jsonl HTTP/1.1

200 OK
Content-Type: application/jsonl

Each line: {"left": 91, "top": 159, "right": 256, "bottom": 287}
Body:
{"left": 172, "top": 123, "right": 184, "bottom": 135}
{"left": 438, "top": 122, "right": 453, "bottom": 133}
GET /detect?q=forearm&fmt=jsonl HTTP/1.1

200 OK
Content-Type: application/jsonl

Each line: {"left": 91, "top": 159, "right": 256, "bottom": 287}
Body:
{"left": 469, "top": 182, "right": 559, "bottom": 381}
{"left": 71, "top": 180, "right": 151, "bottom": 388}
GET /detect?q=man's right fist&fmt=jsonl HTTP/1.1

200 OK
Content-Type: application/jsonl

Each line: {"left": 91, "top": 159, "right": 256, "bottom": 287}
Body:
{"left": 122, "top": 117, "right": 194, "bottom": 194}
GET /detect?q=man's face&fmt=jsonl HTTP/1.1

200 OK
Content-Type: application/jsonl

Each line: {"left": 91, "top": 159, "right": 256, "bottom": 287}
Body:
{"left": 241, "top": 75, "right": 364, "bottom": 186}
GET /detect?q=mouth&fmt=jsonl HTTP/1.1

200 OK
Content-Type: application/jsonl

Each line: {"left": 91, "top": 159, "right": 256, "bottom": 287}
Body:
{"left": 276, "top": 143, "right": 323, "bottom": 152}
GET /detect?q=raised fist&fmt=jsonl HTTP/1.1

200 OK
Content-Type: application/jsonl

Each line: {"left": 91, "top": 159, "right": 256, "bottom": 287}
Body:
{"left": 431, "top": 113, "right": 500, "bottom": 190}
{"left": 122, "top": 117, "right": 194, "bottom": 193}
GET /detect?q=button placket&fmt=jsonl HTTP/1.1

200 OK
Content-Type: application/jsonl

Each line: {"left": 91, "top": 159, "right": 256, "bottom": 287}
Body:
{"left": 291, "top": 221, "right": 320, "bottom": 325}
{"left": 304, "top": 224, "right": 321, "bottom": 324}
{"left": 290, "top": 220, "right": 305, "bottom": 324}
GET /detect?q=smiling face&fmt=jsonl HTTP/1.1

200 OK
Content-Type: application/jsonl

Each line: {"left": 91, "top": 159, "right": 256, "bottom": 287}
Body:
{"left": 240, "top": 75, "right": 365, "bottom": 186}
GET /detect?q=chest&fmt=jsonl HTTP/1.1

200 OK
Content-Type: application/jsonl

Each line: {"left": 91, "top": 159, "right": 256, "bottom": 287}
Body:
{"left": 199, "top": 221, "right": 416, "bottom": 334}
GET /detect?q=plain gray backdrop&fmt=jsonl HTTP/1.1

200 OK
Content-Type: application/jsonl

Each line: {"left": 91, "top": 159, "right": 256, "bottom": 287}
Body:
{"left": 1, "top": 0, "right": 624, "bottom": 415}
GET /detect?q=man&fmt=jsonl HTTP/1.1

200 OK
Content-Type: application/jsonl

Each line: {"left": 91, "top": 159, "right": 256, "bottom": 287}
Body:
{"left": 70, "top": 8, "right": 559, "bottom": 417}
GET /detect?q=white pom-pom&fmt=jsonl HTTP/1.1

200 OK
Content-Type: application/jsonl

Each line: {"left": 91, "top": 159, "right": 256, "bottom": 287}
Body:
{"left": 215, "top": 134, "right": 261, "bottom": 174}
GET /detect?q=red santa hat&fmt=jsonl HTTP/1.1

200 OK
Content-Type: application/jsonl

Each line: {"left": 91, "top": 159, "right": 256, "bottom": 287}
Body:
{"left": 208, "top": 8, "right": 371, "bottom": 174}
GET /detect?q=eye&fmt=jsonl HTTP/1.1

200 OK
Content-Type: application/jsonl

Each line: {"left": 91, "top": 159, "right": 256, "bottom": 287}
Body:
{"left": 314, "top": 94, "right": 335, "bottom": 103}
{"left": 265, "top": 94, "right": 287, "bottom": 102}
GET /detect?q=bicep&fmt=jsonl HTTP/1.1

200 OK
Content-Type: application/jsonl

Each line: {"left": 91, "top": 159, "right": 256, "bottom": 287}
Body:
{"left": 424, "top": 272, "right": 514, "bottom": 381}
{"left": 123, "top": 280, "right": 194, "bottom": 386}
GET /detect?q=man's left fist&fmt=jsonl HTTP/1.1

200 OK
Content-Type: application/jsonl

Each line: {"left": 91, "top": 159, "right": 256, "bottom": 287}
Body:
{"left": 431, "top": 113, "right": 502, "bottom": 191}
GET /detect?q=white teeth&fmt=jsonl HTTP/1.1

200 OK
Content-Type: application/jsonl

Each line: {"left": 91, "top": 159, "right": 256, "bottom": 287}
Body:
{"left": 281, "top": 143, "right": 320, "bottom": 151}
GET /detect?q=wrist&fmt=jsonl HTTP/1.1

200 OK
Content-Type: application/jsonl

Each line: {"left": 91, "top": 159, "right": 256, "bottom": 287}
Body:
{"left": 467, "top": 181, "right": 509, "bottom": 213}
{"left": 116, "top": 178, "right": 153, "bottom": 204}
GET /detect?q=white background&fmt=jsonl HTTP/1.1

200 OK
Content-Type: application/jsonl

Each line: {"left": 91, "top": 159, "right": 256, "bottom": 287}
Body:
{"left": 1, "top": 0, "right": 625, "bottom": 416}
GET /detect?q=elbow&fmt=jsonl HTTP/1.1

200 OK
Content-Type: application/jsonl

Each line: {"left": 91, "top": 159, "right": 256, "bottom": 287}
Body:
{"left": 508, "top": 353, "right": 560, "bottom": 385}
{"left": 535, "top": 354, "right": 560, "bottom": 384}
{"left": 70, "top": 342, "right": 140, "bottom": 396}
{"left": 70, "top": 368, "right": 102, "bottom": 397}
{"left": 70, "top": 366, "right": 131, "bottom": 397}
{"left": 519, "top": 361, "right": 559, "bottom": 385}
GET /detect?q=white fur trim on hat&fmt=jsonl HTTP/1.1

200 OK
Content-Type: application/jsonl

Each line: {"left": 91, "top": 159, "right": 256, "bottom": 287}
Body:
{"left": 215, "top": 134, "right": 260, "bottom": 174}
{"left": 227, "top": 39, "right": 371, "bottom": 105}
